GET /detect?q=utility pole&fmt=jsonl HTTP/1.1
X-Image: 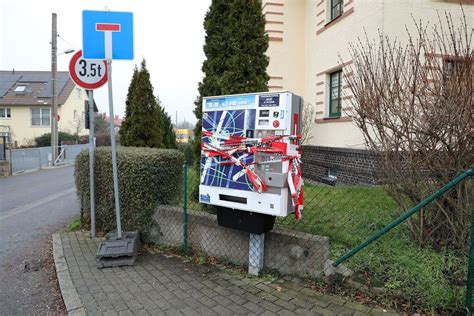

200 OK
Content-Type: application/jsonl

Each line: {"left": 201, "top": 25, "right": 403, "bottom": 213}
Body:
{"left": 50, "top": 13, "right": 58, "bottom": 165}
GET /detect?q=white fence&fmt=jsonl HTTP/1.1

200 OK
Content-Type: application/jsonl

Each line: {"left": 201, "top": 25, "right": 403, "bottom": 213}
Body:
{"left": 6, "top": 144, "right": 88, "bottom": 174}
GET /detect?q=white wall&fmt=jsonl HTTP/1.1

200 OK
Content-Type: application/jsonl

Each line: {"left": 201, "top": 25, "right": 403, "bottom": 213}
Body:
{"left": 265, "top": 0, "right": 473, "bottom": 149}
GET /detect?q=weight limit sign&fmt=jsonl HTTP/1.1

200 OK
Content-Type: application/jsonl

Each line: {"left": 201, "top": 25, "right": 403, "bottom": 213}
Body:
{"left": 69, "top": 50, "right": 107, "bottom": 90}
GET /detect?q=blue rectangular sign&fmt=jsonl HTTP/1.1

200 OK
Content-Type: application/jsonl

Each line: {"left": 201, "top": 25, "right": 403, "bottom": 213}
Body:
{"left": 259, "top": 94, "right": 280, "bottom": 107}
{"left": 82, "top": 10, "right": 134, "bottom": 60}
{"left": 204, "top": 95, "right": 255, "bottom": 111}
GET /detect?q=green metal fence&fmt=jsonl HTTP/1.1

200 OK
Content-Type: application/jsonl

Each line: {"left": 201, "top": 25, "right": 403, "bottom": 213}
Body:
{"left": 153, "top": 161, "right": 473, "bottom": 314}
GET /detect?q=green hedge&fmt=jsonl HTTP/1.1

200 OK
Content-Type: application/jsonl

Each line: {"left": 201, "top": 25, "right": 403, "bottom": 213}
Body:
{"left": 35, "top": 132, "right": 78, "bottom": 147}
{"left": 75, "top": 147, "right": 184, "bottom": 237}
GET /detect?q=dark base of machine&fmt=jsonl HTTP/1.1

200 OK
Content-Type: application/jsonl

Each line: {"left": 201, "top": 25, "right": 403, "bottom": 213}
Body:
{"left": 96, "top": 231, "right": 140, "bottom": 268}
{"left": 216, "top": 207, "right": 275, "bottom": 234}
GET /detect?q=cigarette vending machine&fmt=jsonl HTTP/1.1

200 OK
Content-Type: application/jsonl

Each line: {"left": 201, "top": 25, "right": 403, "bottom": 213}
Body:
{"left": 199, "top": 91, "right": 304, "bottom": 233}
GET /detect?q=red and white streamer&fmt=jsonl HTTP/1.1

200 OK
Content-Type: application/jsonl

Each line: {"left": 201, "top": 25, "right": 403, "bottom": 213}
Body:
{"left": 202, "top": 130, "right": 304, "bottom": 219}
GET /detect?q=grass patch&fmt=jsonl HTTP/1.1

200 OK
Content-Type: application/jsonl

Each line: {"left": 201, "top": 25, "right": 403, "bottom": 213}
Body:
{"left": 65, "top": 217, "right": 81, "bottom": 232}
{"left": 278, "top": 184, "right": 467, "bottom": 313}
{"left": 183, "top": 167, "right": 467, "bottom": 312}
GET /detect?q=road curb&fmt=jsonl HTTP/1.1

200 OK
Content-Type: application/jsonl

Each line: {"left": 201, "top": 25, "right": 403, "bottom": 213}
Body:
{"left": 52, "top": 233, "right": 86, "bottom": 315}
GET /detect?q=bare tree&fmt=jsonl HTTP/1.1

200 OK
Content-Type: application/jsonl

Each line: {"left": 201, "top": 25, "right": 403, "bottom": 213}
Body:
{"left": 300, "top": 102, "right": 315, "bottom": 145}
{"left": 344, "top": 10, "right": 473, "bottom": 249}
{"left": 69, "top": 115, "right": 85, "bottom": 140}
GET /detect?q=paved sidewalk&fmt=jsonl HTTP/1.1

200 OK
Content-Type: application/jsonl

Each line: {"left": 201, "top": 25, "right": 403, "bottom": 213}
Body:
{"left": 56, "top": 231, "right": 396, "bottom": 315}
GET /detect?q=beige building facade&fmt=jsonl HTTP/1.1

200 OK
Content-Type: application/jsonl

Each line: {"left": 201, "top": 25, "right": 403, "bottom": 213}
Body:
{"left": 0, "top": 71, "right": 88, "bottom": 146}
{"left": 263, "top": 0, "right": 473, "bottom": 149}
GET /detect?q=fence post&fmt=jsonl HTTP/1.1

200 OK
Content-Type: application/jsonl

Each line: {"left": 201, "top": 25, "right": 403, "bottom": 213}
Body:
{"left": 182, "top": 161, "right": 188, "bottom": 251}
{"left": 38, "top": 148, "right": 41, "bottom": 169}
{"left": 465, "top": 207, "right": 474, "bottom": 315}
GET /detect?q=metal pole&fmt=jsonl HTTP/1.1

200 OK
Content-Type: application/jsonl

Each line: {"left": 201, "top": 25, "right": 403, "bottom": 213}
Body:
{"left": 182, "top": 161, "right": 188, "bottom": 251}
{"left": 51, "top": 13, "right": 58, "bottom": 166}
{"left": 88, "top": 90, "right": 96, "bottom": 238}
{"left": 334, "top": 168, "right": 473, "bottom": 267}
{"left": 106, "top": 58, "right": 122, "bottom": 239}
{"left": 465, "top": 206, "right": 474, "bottom": 315}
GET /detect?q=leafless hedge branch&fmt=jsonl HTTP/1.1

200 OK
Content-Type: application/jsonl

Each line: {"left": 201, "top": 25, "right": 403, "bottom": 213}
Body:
{"left": 344, "top": 9, "right": 473, "bottom": 250}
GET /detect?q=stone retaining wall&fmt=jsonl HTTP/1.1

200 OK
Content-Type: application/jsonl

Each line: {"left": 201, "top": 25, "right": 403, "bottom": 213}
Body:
{"left": 151, "top": 206, "right": 329, "bottom": 278}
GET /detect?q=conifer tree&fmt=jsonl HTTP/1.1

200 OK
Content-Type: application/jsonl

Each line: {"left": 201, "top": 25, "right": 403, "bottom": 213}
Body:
{"left": 193, "top": 0, "right": 269, "bottom": 163}
{"left": 120, "top": 59, "right": 165, "bottom": 148}
{"left": 158, "top": 102, "right": 177, "bottom": 149}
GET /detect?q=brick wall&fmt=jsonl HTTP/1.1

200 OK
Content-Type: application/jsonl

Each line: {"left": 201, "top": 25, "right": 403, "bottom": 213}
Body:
{"left": 301, "top": 145, "right": 380, "bottom": 185}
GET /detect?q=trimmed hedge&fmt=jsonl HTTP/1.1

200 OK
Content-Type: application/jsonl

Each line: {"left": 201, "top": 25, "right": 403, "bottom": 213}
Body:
{"left": 35, "top": 132, "right": 78, "bottom": 147}
{"left": 75, "top": 147, "right": 184, "bottom": 237}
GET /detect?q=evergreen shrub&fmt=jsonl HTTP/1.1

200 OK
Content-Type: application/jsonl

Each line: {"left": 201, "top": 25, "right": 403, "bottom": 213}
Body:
{"left": 35, "top": 132, "right": 78, "bottom": 147}
{"left": 74, "top": 147, "right": 184, "bottom": 237}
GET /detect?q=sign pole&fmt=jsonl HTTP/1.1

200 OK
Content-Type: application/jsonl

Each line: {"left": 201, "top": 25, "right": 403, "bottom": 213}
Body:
{"left": 87, "top": 89, "right": 96, "bottom": 238}
{"left": 106, "top": 57, "right": 123, "bottom": 239}
{"left": 82, "top": 10, "right": 136, "bottom": 267}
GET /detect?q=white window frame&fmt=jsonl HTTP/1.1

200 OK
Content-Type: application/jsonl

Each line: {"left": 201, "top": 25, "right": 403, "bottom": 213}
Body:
{"left": 76, "top": 87, "right": 82, "bottom": 99}
{"left": 31, "top": 108, "right": 51, "bottom": 127}
{"left": 326, "top": 0, "right": 344, "bottom": 23}
{"left": 0, "top": 108, "right": 11, "bottom": 119}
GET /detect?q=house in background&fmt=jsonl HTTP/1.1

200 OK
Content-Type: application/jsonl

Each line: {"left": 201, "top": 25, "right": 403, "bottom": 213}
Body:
{"left": 175, "top": 128, "right": 193, "bottom": 143}
{"left": 103, "top": 114, "right": 123, "bottom": 133}
{"left": 0, "top": 70, "right": 88, "bottom": 147}
{"left": 262, "top": 0, "right": 473, "bottom": 184}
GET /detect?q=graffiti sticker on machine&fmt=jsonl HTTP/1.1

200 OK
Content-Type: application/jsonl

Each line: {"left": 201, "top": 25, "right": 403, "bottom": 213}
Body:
{"left": 259, "top": 94, "right": 280, "bottom": 107}
{"left": 200, "top": 194, "right": 211, "bottom": 203}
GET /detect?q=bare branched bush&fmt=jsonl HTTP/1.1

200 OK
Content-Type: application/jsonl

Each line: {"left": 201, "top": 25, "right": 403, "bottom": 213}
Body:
{"left": 301, "top": 102, "right": 315, "bottom": 145}
{"left": 344, "top": 10, "right": 473, "bottom": 250}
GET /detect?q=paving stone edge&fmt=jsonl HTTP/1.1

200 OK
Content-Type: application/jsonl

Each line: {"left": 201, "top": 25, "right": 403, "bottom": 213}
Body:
{"left": 52, "top": 233, "right": 86, "bottom": 315}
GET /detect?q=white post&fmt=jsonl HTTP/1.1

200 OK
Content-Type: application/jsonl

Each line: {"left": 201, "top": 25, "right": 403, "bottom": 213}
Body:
{"left": 88, "top": 90, "right": 96, "bottom": 238}
{"left": 248, "top": 233, "right": 265, "bottom": 275}
{"left": 105, "top": 31, "right": 122, "bottom": 239}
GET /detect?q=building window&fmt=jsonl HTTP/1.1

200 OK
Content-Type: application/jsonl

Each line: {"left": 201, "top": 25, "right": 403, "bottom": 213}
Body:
{"left": 442, "top": 58, "right": 470, "bottom": 97}
{"left": 442, "top": 58, "right": 467, "bottom": 82}
{"left": 31, "top": 108, "right": 50, "bottom": 126}
{"left": 76, "top": 88, "right": 81, "bottom": 99}
{"left": 329, "top": 70, "right": 342, "bottom": 117}
{"left": 330, "top": 0, "right": 343, "bottom": 21}
{"left": 0, "top": 108, "right": 11, "bottom": 119}
{"left": 14, "top": 85, "right": 26, "bottom": 92}
{"left": 14, "top": 85, "right": 32, "bottom": 94}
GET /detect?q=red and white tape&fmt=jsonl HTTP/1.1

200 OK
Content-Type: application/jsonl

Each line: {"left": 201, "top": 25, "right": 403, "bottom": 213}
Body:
{"left": 202, "top": 130, "right": 304, "bottom": 219}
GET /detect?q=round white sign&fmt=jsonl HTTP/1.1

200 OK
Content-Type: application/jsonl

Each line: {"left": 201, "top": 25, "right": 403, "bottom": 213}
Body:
{"left": 69, "top": 50, "right": 107, "bottom": 89}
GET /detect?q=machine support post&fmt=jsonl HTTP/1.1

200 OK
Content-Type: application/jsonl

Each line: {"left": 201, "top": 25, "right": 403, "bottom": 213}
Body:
{"left": 248, "top": 233, "right": 265, "bottom": 275}
{"left": 182, "top": 161, "right": 188, "bottom": 251}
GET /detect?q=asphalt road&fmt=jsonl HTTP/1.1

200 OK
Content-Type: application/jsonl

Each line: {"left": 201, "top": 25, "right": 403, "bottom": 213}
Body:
{"left": 0, "top": 165, "right": 80, "bottom": 314}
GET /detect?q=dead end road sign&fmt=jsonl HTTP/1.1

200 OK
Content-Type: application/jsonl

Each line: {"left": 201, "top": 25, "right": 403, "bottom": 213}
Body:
{"left": 82, "top": 10, "right": 134, "bottom": 60}
{"left": 82, "top": 9, "right": 137, "bottom": 268}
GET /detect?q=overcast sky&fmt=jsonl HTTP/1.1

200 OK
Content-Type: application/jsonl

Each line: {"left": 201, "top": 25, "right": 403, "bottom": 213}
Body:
{"left": 0, "top": 0, "right": 212, "bottom": 124}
